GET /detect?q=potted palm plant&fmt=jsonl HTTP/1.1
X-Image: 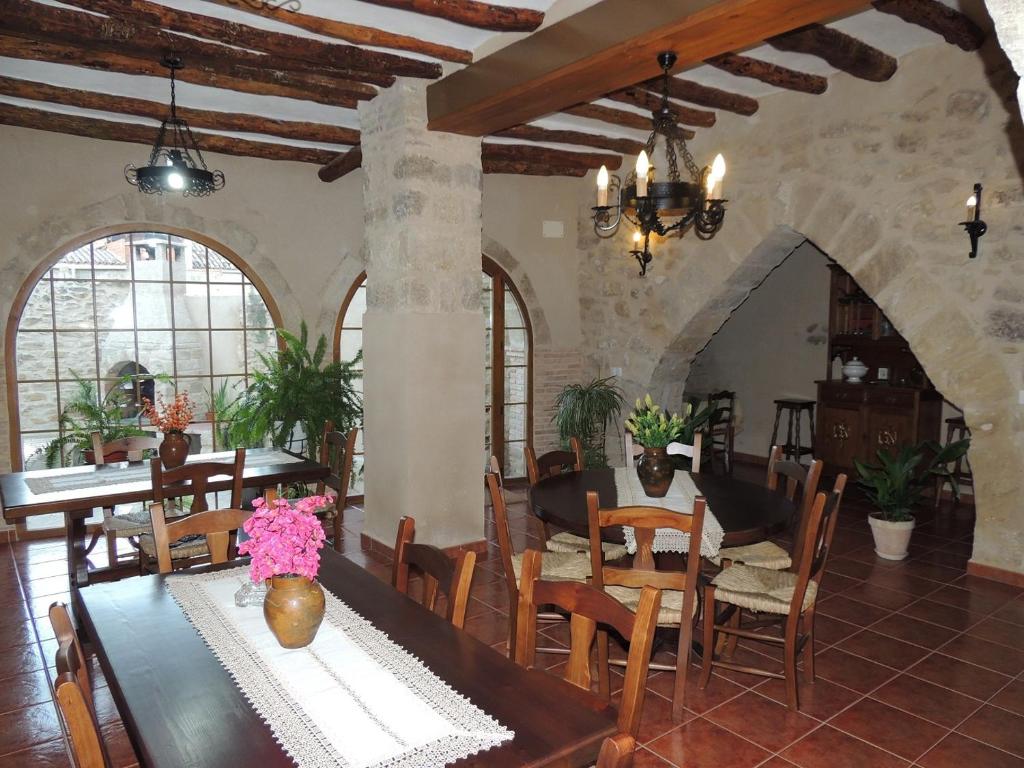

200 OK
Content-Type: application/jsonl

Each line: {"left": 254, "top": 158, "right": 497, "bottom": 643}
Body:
{"left": 855, "top": 439, "right": 970, "bottom": 560}
{"left": 553, "top": 377, "right": 625, "bottom": 468}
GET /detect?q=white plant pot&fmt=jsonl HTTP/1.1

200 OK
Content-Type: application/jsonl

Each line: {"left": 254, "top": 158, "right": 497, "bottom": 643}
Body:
{"left": 868, "top": 514, "right": 915, "bottom": 561}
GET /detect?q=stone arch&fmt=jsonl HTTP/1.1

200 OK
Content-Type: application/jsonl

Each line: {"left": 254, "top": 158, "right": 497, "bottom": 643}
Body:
{"left": 483, "top": 235, "right": 552, "bottom": 347}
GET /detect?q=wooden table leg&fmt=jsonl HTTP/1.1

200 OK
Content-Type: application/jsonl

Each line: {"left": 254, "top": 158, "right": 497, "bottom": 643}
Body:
{"left": 65, "top": 510, "right": 91, "bottom": 590}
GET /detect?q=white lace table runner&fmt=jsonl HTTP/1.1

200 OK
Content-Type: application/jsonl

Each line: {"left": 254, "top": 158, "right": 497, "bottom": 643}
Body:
{"left": 613, "top": 468, "right": 725, "bottom": 558}
{"left": 24, "top": 450, "right": 305, "bottom": 495}
{"left": 166, "top": 567, "right": 513, "bottom": 768}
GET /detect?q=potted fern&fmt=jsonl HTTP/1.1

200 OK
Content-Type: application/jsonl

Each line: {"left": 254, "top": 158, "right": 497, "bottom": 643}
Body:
{"left": 553, "top": 377, "right": 625, "bottom": 468}
{"left": 855, "top": 439, "right": 970, "bottom": 560}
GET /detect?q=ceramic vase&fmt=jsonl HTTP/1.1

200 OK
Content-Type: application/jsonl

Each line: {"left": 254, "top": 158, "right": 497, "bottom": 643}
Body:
{"left": 263, "top": 575, "right": 325, "bottom": 649}
{"left": 867, "top": 514, "right": 915, "bottom": 561}
{"left": 636, "top": 446, "right": 674, "bottom": 497}
{"left": 159, "top": 431, "right": 190, "bottom": 469}
{"left": 842, "top": 357, "right": 869, "bottom": 383}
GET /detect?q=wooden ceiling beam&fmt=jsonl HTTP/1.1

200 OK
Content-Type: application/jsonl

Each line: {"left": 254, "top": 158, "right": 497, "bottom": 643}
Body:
{"left": 425, "top": 0, "right": 871, "bottom": 135}
{"left": 641, "top": 76, "right": 758, "bottom": 116}
{"left": 872, "top": 0, "right": 985, "bottom": 51}
{"left": 0, "top": 0, "right": 396, "bottom": 87}
{"left": 355, "top": 0, "right": 543, "bottom": 32}
{"left": 561, "top": 103, "right": 694, "bottom": 140}
{"left": 0, "top": 103, "right": 336, "bottom": 164}
{"left": 768, "top": 24, "right": 897, "bottom": 82}
{"left": 0, "top": 75, "right": 359, "bottom": 147}
{"left": 481, "top": 143, "right": 621, "bottom": 170}
{"left": 491, "top": 125, "right": 645, "bottom": 155}
{"left": 197, "top": 0, "right": 472, "bottom": 63}
{"left": 705, "top": 53, "right": 828, "bottom": 94}
{"left": 0, "top": 36, "right": 376, "bottom": 107}
{"left": 319, "top": 146, "right": 363, "bottom": 182}
{"left": 605, "top": 88, "right": 716, "bottom": 128}
{"left": 54, "top": 0, "right": 441, "bottom": 79}
{"left": 482, "top": 160, "right": 589, "bottom": 176}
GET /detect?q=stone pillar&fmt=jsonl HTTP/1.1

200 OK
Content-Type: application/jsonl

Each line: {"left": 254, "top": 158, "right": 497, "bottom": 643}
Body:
{"left": 359, "top": 79, "right": 485, "bottom": 550}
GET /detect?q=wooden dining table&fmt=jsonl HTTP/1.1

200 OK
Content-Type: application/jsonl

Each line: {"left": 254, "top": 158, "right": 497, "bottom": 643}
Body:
{"left": 78, "top": 549, "right": 618, "bottom": 768}
{"left": 0, "top": 448, "right": 328, "bottom": 590}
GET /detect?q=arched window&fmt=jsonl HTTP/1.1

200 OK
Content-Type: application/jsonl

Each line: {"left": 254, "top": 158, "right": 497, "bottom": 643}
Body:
{"left": 8, "top": 231, "right": 281, "bottom": 490}
{"left": 335, "top": 257, "right": 532, "bottom": 480}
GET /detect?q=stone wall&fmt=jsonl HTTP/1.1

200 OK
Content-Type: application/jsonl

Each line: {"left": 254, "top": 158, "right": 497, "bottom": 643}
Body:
{"left": 576, "top": 42, "right": 1024, "bottom": 575}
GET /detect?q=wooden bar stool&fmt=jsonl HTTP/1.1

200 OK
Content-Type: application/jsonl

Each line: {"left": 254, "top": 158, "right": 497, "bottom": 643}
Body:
{"left": 934, "top": 416, "right": 972, "bottom": 508}
{"left": 769, "top": 399, "right": 816, "bottom": 463}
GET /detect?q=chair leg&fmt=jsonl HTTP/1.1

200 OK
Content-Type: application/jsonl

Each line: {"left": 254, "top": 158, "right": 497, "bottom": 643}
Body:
{"left": 333, "top": 511, "right": 343, "bottom": 554}
{"left": 105, "top": 529, "right": 119, "bottom": 568}
{"left": 724, "top": 607, "right": 741, "bottom": 658}
{"left": 597, "top": 630, "right": 611, "bottom": 702}
{"left": 803, "top": 610, "right": 816, "bottom": 683}
{"left": 699, "top": 587, "right": 716, "bottom": 691}
{"left": 784, "top": 618, "right": 800, "bottom": 711}
{"left": 673, "top": 611, "right": 693, "bottom": 721}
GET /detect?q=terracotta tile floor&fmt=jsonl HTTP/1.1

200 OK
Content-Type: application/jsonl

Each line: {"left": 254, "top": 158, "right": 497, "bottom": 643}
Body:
{"left": 2, "top": 469, "right": 1023, "bottom": 767}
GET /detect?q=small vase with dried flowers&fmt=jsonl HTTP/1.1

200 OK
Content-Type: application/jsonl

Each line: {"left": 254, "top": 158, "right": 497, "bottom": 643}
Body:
{"left": 239, "top": 494, "right": 334, "bottom": 648}
{"left": 142, "top": 392, "right": 195, "bottom": 469}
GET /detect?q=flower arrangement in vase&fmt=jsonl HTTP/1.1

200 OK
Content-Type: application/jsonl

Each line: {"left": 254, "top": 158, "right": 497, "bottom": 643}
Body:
{"left": 239, "top": 494, "right": 334, "bottom": 648}
{"left": 625, "top": 395, "right": 686, "bottom": 497}
{"left": 142, "top": 392, "right": 195, "bottom": 469}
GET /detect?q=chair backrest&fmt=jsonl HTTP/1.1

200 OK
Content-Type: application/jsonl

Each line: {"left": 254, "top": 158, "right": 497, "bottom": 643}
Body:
{"left": 150, "top": 448, "right": 245, "bottom": 514}
{"left": 586, "top": 491, "right": 705, "bottom": 618}
{"left": 706, "top": 391, "right": 735, "bottom": 431}
{"left": 149, "top": 504, "right": 251, "bottom": 574}
{"left": 626, "top": 432, "right": 702, "bottom": 473}
{"left": 55, "top": 641, "right": 109, "bottom": 768}
{"left": 392, "top": 516, "right": 476, "bottom": 629}
{"left": 765, "top": 445, "right": 823, "bottom": 563}
{"left": 49, "top": 602, "right": 91, "bottom": 710}
{"left": 485, "top": 470, "right": 519, "bottom": 607}
{"left": 597, "top": 734, "right": 636, "bottom": 768}
{"left": 525, "top": 437, "right": 584, "bottom": 485}
{"left": 317, "top": 421, "right": 357, "bottom": 501}
{"left": 788, "top": 473, "right": 848, "bottom": 614}
{"left": 90, "top": 431, "right": 161, "bottom": 464}
{"left": 514, "top": 549, "right": 660, "bottom": 738}
{"left": 623, "top": 430, "right": 643, "bottom": 465}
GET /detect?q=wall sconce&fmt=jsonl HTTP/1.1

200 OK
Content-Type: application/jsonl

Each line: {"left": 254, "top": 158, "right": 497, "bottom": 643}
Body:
{"left": 960, "top": 182, "right": 987, "bottom": 259}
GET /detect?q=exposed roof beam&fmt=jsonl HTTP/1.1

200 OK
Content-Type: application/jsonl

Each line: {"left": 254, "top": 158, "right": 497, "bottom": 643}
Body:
{"left": 54, "top": 0, "right": 441, "bottom": 80}
{"left": 0, "top": 102, "right": 336, "bottom": 164}
{"left": 561, "top": 104, "right": 695, "bottom": 140}
{"left": 0, "top": 35, "right": 377, "bottom": 106}
{"left": 605, "top": 88, "right": 716, "bottom": 128}
{"left": 872, "top": 0, "right": 985, "bottom": 51}
{"left": 197, "top": 0, "right": 472, "bottom": 63}
{"left": 0, "top": 75, "right": 359, "bottom": 147}
{"left": 426, "top": 0, "right": 870, "bottom": 135}
{"left": 354, "top": 0, "right": 543, "bottom": 32}
{"left": 768, "top": 24, "right": 897, "bottom": 82}
{"left": 705, "top": 53, "right": 828, "bottom": 94}
{"left": 319, "top": 146, "right": 363, "bottom": 182}
{"left": 482, "top": 160, "right": 589, "bottom": 176}
{"left": 641, "top": 76, "right": 758, "bottom": 116}
{"left": 492, "top": 125, "right": 645, "bottom": 155}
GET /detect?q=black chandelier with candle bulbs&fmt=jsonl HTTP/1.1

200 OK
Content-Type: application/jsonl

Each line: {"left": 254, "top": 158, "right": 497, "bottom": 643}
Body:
{"left": 125, "top": 55, "right": 225, "bottom": 197}
{"left": 592, "top": 51, "right": 727, "bottom": 276}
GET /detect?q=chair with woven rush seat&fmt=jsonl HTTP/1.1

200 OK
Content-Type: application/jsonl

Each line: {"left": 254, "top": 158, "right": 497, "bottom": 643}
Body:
{"left": 49, "top": 602, "right": 92, "bottom": 710}
{"left": 139, "top": 448, "right": 245, "bottom": 573}
{"left": 587, "top": 490, "right": 706, "bottom": 721}
{"left": 514, "top": 548, "right": 660, "bottom": 744}
{"left": 55, "top": 640, "right": 110, "bottom": 768}
{"left": 392, "top": 516, "right": 476, "bottom": 629}
{"left": 706, "top": 390, "right": 736, "bottom": 475}
{"left": 149, "top": 503, "right": 252, "bottom": 574}
{"left": 485, "top": 469, "right": 590, "bottom": 660}
{"left": 715, "top": 445, "right": 823, "bottom": 571}
{"left": 526, "top": 438, "right": 629, "bottom": 561}
{"left": 699, "top": 473, "right": 847, "bottom": 711}
{"left": 315, "top": 422, "right": 357, "bottom": 552}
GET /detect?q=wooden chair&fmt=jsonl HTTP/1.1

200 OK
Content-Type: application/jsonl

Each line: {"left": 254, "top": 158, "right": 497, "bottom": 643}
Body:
{"left": 49, "top": 602, "right": 92, "bottom": 710}
{"left": 625, "top": 431, "right": 702, "bottom": 474}
{"left": 699, "top": 474, "right": 848, "bottom": 711}
{"left": 597, "top": 734, "right": 636, "bottom": 768}
{"left": 485, "top": 469, "right": 589, "bottom": 660}
{"left": 139, "top": 449, "right": 245, "bottom": 572}
{"left": 587, "top": 491, "right": 706, "bottom": 721}
{"left": 392, "top": 516, "right": 476, "bottom": 629}
{"left": 706, "top": 390, "right": 736, "bottom": 475}
{"left": 315, "top": 422, "right": 358, "bottom": 552}
{"left": 149, "top": 503, "right": 251, "bottom": 574}
{"left": 87, "top": 431, "right": 163, "bottom": 567}
{"left": 55, "top": 641, "right": 110, "bottom": 768}
{"left": 715, "top": 446, "right": 823, "bottom": 571}
{"left": 514, "top": 548, "right": 660, "bottom": 741}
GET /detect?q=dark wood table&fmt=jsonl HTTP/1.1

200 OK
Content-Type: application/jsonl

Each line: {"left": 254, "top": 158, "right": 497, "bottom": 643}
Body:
{"left": 0, "top": 448, "right": 328, "bottom": 590}
{"left": 530, "top": 469, "right": 796, "bottom": 547}
{"left": 78, "top": 550, "right": 617, "bottom": 768}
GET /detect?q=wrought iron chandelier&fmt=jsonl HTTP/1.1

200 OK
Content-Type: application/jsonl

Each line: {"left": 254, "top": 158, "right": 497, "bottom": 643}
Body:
{"left": 125, "top": 55, "right": 225, "bottom": 197}
{"left": 592, "top": 51, "right": 727, "bottom": 276}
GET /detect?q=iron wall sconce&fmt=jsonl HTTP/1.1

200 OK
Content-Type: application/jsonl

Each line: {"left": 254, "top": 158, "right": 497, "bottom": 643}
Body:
{"left": 960, "top": 182, "right": 987, "bottom": 259}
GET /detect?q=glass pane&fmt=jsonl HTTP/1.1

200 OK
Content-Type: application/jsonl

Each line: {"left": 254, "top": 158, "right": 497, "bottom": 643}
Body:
{"left": 55, "top": 332, "right": 97, "bottom": 381}
{"left": 504, "top": 404, "right": 526, "bottom": 442}
{"left": 207, "top": 251, "right": 243, "bottom": 283}
{"left": 51, "top": 247, "right": 92, "bottom": 278}
{"left": 504, "top": 288, "right": 525, "bottom": 328}
{"left": 504, "top": 329, "right": 527, "bottom": 366}
{"left": 91, "top": 237, "right": 130, "bottom": 280}
{"left": 482, "top": 283, "right": 493, "bottom": 329}
{"left": 212, "top": 331, "right": 247, "bottom": 375}
{"left": 97, "top": 331, "right": 137, "bottom": 379}
{"left": 172, "top": 283, "right": 209, "bottom": 328}
{"left": 131, "top": 235, "right": 172, "bottom": 281}
{"left": 177, "top": 240, "right": 207, "bottom": 282}
{"left": 504, "top": 366, "right": 527, "bottom": 404}
{"left": 16, "top": 332, "right": 56, "bottom": 381}
{"left": 504, "top": 442, "right": 526, "bottom": 478}
{"left": 175, "top": 330, "right": 212, "bottom": 376}
{"left": 175, "top": 377, "right": 212, "bottom": 423}
{"left": 18, "top": 382, "right": 59, "bottom": 431}
{"left": 52, "top": 280, "right": 95, "bottom": 329}
{"left": 344, "top": 285, "right": 367, "bottom": 329}
{"left": 209, "top": 283, "right": 244, "bottom": 328}
{"left": 244, "top": 284, "right": 273, "bottom": 329}
{"left": 134, "top": 282, "right": 173, "bottom": 329}
{"left": 484, "top": 371, "right": 491, "bottom": 403}
{"left": 339, "top": 329, "right": 362, "bottom": 364}
{"left": 136, "top": 331, "right": 175, "bottom": 376}
{"left": 21, "top": 282, "right": 53, "bottom": 329}
{"left": 350, "top": 455, "right": 364, "bottom": 494}
{"left": 246, "top": 330, "right": 278, "bottom": 372}
{"left": 93, "top": 282, "right": 134, "bottom": 329}
{"left": 22, "top": 431, "right": 59, "bottom": 471}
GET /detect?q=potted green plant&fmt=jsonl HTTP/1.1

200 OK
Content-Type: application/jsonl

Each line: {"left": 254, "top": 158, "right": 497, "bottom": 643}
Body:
{"left": 552, "top": 377, "right": 625, "bottom": 468}
{"left": 228, "top": 322, "right": 362, "bottom": 461}
{"left": 855, "top": 438, "right": 970, "bottom": 560}
{"left": 624, "top": 394, "right": 687, "bottom": 497}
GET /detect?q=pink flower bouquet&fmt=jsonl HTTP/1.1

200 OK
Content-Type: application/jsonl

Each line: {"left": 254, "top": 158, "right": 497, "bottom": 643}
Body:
{"left": 239, "top": 494, "right": 334, "bottom": 583}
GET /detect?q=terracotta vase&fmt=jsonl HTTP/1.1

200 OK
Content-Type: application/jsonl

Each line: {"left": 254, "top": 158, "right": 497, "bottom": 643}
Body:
{"left": 263, "top": 575, "right": 325, "bottom": 649}
{"left": 159, "top": 431, "right": 190, "bottom": 469}
{"left": 868, "top": 514, "right": 915, "bottom": 561}
{"left": 636, "top": 446, "right": 674, "bottom": 498}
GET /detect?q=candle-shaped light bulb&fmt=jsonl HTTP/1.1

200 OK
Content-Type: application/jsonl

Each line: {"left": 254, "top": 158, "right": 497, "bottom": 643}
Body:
{"left": 710, "top": 153, "right": 726, "bottom": 199}
{"left": 635, "top": 151, "right": 649, "bottom": 197}
{"left": 596, "top": 165, "right": 609, "bottom": 208}
{"left": 966, "top": 194, "right": 977, "bottom": 220}
{"left": 633, "top": 230, "right": 642, "bottom": 247}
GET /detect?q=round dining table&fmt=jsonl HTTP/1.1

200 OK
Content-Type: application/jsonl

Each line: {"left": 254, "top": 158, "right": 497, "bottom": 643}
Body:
{"left": 529, "top": 468, "right": 796, "bottom": 548}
